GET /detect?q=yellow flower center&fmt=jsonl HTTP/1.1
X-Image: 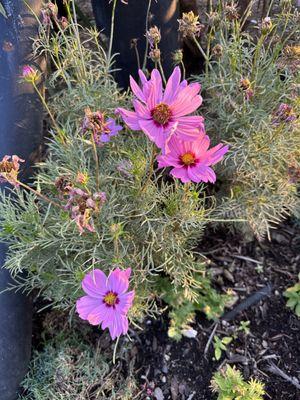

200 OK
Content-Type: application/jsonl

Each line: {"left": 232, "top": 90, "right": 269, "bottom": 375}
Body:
{"left": 180, "top": 152, "right": 196, "bottom": 166}
{"left": 103, "top": 291, "right": 119, "bottom": 307}
{"left": 151, "top": 103, "right": 172, "bottom": 125}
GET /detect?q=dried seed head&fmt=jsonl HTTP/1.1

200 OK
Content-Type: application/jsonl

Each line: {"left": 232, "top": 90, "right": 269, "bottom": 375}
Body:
{"left": 149, "top": 48, "right": 161, "bottom": 62}
{"left": 212, "top": 44, "right": 223, "bottom": 57}
{"left": 146, "top": 26, "right": 161, "bottom": 48}
{"left": 207, "top": 11, "right": 221, "bottom": 27}
{"left": 224, "top": 4, "right": 239, "bottom": 21}
{"left": 178, "top": 11, "right": 203, "bottom": 38}
{"left": 55, "top": 175, "right": 73, "bottom": 194}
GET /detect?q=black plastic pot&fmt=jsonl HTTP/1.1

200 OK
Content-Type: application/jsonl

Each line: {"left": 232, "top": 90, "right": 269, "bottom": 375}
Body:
{"left": 91, "top": 0, "right": 180, "bottom": 88}
{"left": 0, "top": 1, "right": 43, "bottom": 399}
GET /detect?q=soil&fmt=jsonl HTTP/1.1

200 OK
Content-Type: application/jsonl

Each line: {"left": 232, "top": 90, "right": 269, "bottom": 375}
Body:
{"left": 133, "top": 221, "right": 300, "bottom": 400}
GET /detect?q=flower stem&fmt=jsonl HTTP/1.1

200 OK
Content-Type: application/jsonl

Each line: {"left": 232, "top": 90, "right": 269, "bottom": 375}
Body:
{"left": 158, "top": 60, "right": 166, "bottom": 85}
{"left": 142, "top": 0, "right": 152, "bottom": 72}
{"left": 17, "top": 181, "right": 63, "bottom": 210}
{"left": 108, "top": 0, "right": 118, "bottom": 66}
{"left": 193, "top": 35, "right": 211, "bottom": 70}
{"left": 113, "top": 335, "right": 120, "bottom": 364}
{"left": 90, "top": 132, "right": 100, "bottom": 191}
{"left": 32, "top": 82, "right": 65, "bottom": 144}
{"left": 141, "top": 143, "right": 156, "bottom": 193}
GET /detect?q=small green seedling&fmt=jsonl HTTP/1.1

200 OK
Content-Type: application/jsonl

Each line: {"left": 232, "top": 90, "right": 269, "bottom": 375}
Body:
{"left": 211, "top": 364, "right": 265, "bottom": 400}
{"left": 213, "top": 335, "right": 233, "bottom": 360}
{"left": 284, "top": 275, "right": 300, "bottom": 317}
{"left": 238, "top": 320, "right": 250, "bottom": 335}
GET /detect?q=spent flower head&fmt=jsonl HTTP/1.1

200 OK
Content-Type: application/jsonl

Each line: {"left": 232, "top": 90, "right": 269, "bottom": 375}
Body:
{"left": 146, "top": 26, "right": 161, "bottom": 48}
{"left": 55, "top": 175, "right": 73, "bottom": 195}
{"left": 65, "top": 188, "right": 106, "bottom": 234}
{"left": 178, "top": 11, "right": 203, "bottom": 38}
{"left": 172, "top": 49, "right": 183, "bottom": 65}
{"left": 224, "top": 3, "right": 239, "bottom": 21}
{"left": 0, "top": 155, "right": 24, "bottom": 186}
{"left": 272, "top": 103, "right": 297, "bottom": 124}
{"left": 212, "top": 44, "right": 223, "bottom": 58}
{"left": 240, "top": 78, "right": 253, "bottom": 100}
{"left": 149, "top": 48, "right": 161, "bottom": 62}
{"left": 76, "top": 268, "right": 135, "bottom": 339}
{"left": 41, "top": 2, "right": 58, "bottom": 26}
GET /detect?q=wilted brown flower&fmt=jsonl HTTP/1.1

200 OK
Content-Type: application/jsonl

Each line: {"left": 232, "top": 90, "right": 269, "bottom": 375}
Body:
{"left": 207, "top": 11, "right": 221, "bottom": 28}
{"left": 240, "top": 78, "right": 253, "bottom": 100}
{"left": 55, "top": 175, "right": 73, "bottom": 195}
{"left": 178, "top": 11, "right": 204, "bottom": 38}
{"left": 0, "top": 155, "right": 24, "bottom": 186}
{"left": 277, "top": 45, "right": 300, "bottom": 75}
{"left": 288, "top": 164, "right": 300, "bottom": 183}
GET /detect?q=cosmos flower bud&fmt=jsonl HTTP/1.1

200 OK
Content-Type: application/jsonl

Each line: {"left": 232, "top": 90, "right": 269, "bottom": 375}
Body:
{"left": 22, "top": 65, "right": 39, "bottom": 83}
{"left": 146, "top": 26, "right": 161, "bottom": 48}
{"left": 261, "top": 17, "right": 272, "bottom": 35}
{"left": 172, "top": 49, "right": 183, "bottom": 65}
{"left": 178, "top": 11, "right": 203, "bottom": 38}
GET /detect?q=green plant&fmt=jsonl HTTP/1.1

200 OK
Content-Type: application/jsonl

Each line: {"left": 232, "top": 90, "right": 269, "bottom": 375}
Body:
{"left": 194, "top": 2, "right": 300, "bottom": 240}
{"left": 238, "top": 320, "right": 250, "bottom": 335}
{"left": 211, "top": 365, "right": 265, "bottom": 400}
{"left": 19, "top": 312, "right": 138, "bottom": 400}
{"left": 284, "top": 274, "right": 300, "bottom": 317}
{"left": 213, "top": 335, "right": 233, "bottom": 360}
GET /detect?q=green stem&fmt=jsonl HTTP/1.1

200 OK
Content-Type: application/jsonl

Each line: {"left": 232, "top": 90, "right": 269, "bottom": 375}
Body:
{"left": 180, "top": 60, "right": 186, "bottom": 80}
{"left": 251, "top": 34, "right": 265, "bottom": 82}
{"left": 141, "top": 143, "right": 156, "bottom": 193}
{"left": 193, "top": 35, "right": 212, "bottom": 71}
{"left": 32, "top": 82, "right": 65, "bottom": 144}
{"left": 108, "top": 0, "right": 118, "bottom": 66}
{"left": 90, "top": 132, "right": 100, "bottom": 191}
{"left": 158, "top": 60, "right": 166, "bottom": 85}
{"left": 142, "top": 0, "right": 152, "bottom": 72}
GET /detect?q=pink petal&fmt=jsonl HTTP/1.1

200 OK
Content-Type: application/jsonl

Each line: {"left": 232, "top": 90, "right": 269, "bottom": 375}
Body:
{"left": 130, "top": 75, "right": 146, "bottom": 102}
{"left": 133, "top": 99, "right": 150, "bottom": 118}
{"left": 116, "top": 108, "right": 140, "bottom": 130}
{"left": 117, "top": 290, "right": 135, "bottom": 314}
{"left": 163, "top": 66, "right": 181, "bottom": 104}
{"left": 107, "top": 268, "right": 129, "bottom": 294}
{"left": 170, "top": 167, "right": 191, "bottom": 183}
{"left": 87, "top": 303, "right": 113, "bottom": 326}
{"left": 82, "top": 269, "right": 108, "bottom": 298}
{"left": 102, "top": 313, "right": 129, "bottom": 340}
{"left": 171, "top": 84, "right": 202, "bottom": 118}
{"left": 76, "top": 295, "right": 101, "bottom": 320}
{"left": 204, "top": 144, "right": 229, "bottom": 165}
{"left": 139, "top": 118, "right": 164, "bottom": 146}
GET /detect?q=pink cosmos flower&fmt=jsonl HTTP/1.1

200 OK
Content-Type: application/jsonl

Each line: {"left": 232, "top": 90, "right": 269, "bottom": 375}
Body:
{"left": 157, "top": 133, "right": 229, "bottom": 183}
{"left": 0, "top": 155, "right": 25, "bottom": 186}
{"left": 116, "top": 67, "right": 205, "bottom": 152}
{"left": 76, "top": 268, "right": 135, "bottom": 340}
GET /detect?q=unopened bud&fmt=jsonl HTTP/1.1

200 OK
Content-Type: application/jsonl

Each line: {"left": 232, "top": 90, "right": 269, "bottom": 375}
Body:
{"left": 149, "top": 48, "right": 161, "bottom": 62}
{"left": 146, "top": 26, "right": 161, "bottom": 48}
{"left": 261, "top": 17, "right": 272, "bottom": 35}
{"left": 212, "top": 44, "right": 223, "bottom": 57}
{"left": 172, "top": 49, "right": 183, "bottom": 65}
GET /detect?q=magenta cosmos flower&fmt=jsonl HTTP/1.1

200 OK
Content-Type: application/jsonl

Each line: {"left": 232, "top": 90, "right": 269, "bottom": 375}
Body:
{"left": 76, "top": 268, "right": 135, "bottom": 340}
{"left": 157, "top": 133, "right": 229, "bottom": 183}
{"left": 116, "top": 67, "right": 205, "bottom": 151}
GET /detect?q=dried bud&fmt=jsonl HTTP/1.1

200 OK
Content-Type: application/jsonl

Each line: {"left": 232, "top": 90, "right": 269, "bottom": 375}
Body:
{"left": 178, "top": 11, "right": 203, "bottom": 38}
{"left": 149, "top": 48, "right": 161, "bottom": 62}
{"left": 172, "top": 49, "right": 184, "bottom": 65}
{"left": 22, "top": 65, "right": 39, "bottom": 83}
{"left": 224, "top": 4, "right": 239, "bottom": 21}
{"left": 55, "top": 175, "right": 73, "bottom": 194}
{"left": 60, "top": 16, "right": 69, "bottom": 29}
{"left": 0, "top": 155, "right": 24, "bottom": 186}
{"left": 240, "top": 78, "right": 253, "bottom": 100}
{"left": 207, "top": 11, "right": 221, "bottom": 28}
{"left": 261, "top": 17, "right": 272, "bottom": 35}
{"left": 146, "top": 26, "right": 161, "bottom": 48}
{"left": 212, "top": 44, "right": 223, "bottom": 57}
{"left": 41, "top": 2, "right": 58, "bottom": 26}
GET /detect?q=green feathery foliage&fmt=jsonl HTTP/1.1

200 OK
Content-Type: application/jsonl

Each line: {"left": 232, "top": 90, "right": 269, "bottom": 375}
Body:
{"left": 195, "top": 2, "right": 300, "bottom": 240}
{"left": 210, "top": 365, "right": 265, "bottom": 400}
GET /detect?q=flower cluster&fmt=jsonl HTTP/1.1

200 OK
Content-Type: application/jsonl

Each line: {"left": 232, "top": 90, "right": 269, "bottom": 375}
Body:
{"left": 117, "top": 67, "right": 228, "bottom": 183}
{"left": 76, "top": 268, "right": 135, "bottom": 339}
{"left": 0, "top": 155, "right": 24, "bottom": 186}
{"left": 64, "top": 188, "right": 106, "bottom": 234}
{"left": 82, "top": 108, "right": 122, "bottom": 145}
